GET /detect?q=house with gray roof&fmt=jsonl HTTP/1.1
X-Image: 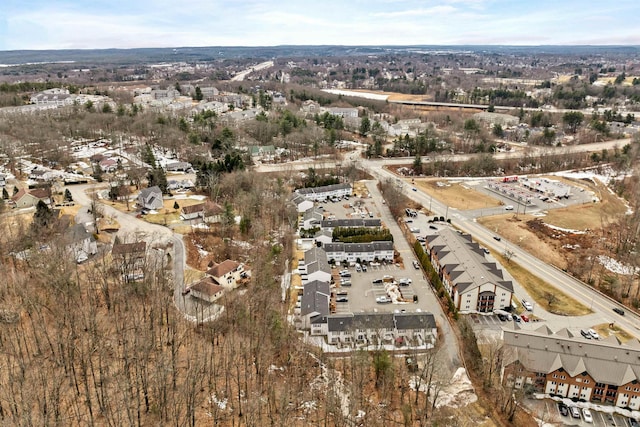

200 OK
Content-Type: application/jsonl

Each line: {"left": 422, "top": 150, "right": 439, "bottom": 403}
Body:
{"left": 295, "top": 183, "right": 352, "bottom": 202}
{"left": 298, "top": 247, "right": 331, "bottom": 284}
{"left": 300, "top": 207, "right": 324, "bottom": 230}
{"left": 137, "top": 186, "right": 163, "bottom": 210}
{"left": 425, "top": 227, "right": 514, "bottom": 313}
{"left": 320, "top": 218, "right": 381, "bottom": 232}
{"left": 63, "top": 223, "right": 97, "bottom": 263}
{"left": 300, "top": 280, "right": 330, "bottom": 329}
{"left": 291, "top": 193, "right": 314, "bottom": 214}
{"left": 323, "top": 241, "right": 394, "bottom": 263}
{"left": 503, "top": 325, "right": 640, "bottom": 409}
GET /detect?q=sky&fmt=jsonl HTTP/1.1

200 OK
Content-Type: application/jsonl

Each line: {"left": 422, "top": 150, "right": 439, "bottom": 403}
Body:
{"left": 1, "top": 0, "right": 639, "bottom": 50}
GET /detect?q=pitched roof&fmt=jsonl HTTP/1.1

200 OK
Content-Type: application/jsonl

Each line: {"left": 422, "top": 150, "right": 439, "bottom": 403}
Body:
{"left": 140, "top": 186, "right": 162, "bottom": 198}
{"left": 394, "top": 312, "right": 436, "bottom": 331}
{"left": 206, "top": 259, "right": 240, "bottom": 277}
{"left": 321, "top": 219, "right": 381, "bottom": 229}
{"left": 29, "top": 188, "right": 50, "bottom": 199}
{"left": 427, "top": 227, "right": 513, "bottom": 294}
{"left": 181, "top": 203, "right": 205, "bottom": 215}
{"left": 296, "top": 182, "right": 352, "bottom": 196}
{"left": 503, "top": 326, "right": 640, "bottom": 386}
{"left": 189, "top": 276, "right": 225, "bottom": 297}
{"left": 323, "top": 241, "right": 394, "bottom": 254}
{"left": 301, "top": 280, "right": 330, "bottom": 317}
{"left": 64, "top": 223, "right": 93, "bottom": 244}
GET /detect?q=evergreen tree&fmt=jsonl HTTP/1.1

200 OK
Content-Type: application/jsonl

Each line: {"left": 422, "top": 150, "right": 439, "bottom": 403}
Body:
{"left": 32, "top": 200, "right": 54, "bottom": 230}
{"left": 2, "top": 187, "right": 8, "bottom": 200}
{"left": 64, "top": 188, "right": 73, "bottom": 202}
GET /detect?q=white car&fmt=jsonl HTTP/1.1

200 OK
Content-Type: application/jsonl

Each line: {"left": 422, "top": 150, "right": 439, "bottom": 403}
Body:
{"left": 588, "top": 329, "right": 600, "bottom": 340}
{"left": 398, "top": 278, "right": 412, "bottom": 286}
{"left": 504, "top": 205, "right": 514, "bottom": 210}
{"left": 376, "top": 296, "right": 391, "bottom": 304}
{"left": 521, "top": 300, "right": 534, "bottom": 311}
{"left": 582, "top": 408, "right": 593, "bottom": 423}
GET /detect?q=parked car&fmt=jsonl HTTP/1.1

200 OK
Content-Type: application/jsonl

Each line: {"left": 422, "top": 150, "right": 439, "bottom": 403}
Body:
{"left": 398, "top": 278, "right": 412, "bottom": 286}
{"left": 372, "top": 278, "right": 383, "bottom": 284}
{"left": 513, "top": 315, "right": 521, "bottom": 323}
{"left": 355, "top": 263, "right": 362, "bottom": 272}
{"left": 629, "top": 418, "right": 639, "bottom": 427}
{"left": 413, "top": 260, "right": 420, "bottom": 269}
{"left": 336, "top": 290, "right": 348, "bottom": 296}
{"left": 520, "top": 314, "right": 530, "bottom": 322}
{"left": 429, "top": 225, "right": 438, "bottom": 230}
{"left": 361, "top": 264, "right": 367, "bottom": 272}
{"left": 521, "top": 300, "right": 533, "bottom": 311}
{"left": 557, "top": 403, "right": 569, "bottom": 417}
{"left": 588, "top": 329, "right": 600, "bottom": 340}
{"left": 340, "top": 280, "right": 352, "bottom": 287}
{"left": 376, "top": 296, "right": 391, "bottom": 304}
{"left": 497, "top": 314, "right": 507, "bottom": 321}
{"left": 569, "top": 405, "right": 580, "bottom": 419}
{"left": 580, "top": 329, "right": 592, "bottom": 339}
{"left": 582, "top": 408, "right": 593, "bottom": 423}
{"left": 613, "top": 307, "right": 625, "bottom": 315}
{"left": 339, "top": 270, "right": 351, "bottom": 277}
{"left": 336, "top": 296, "right": 348, "bottom": 303}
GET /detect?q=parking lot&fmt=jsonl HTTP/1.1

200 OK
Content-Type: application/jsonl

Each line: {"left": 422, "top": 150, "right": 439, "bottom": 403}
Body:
{"left": 331, "top": 261, "right": 433, "bottom": 315}
{"left": 537, "top": 399, "right": 638, "bottom": 427}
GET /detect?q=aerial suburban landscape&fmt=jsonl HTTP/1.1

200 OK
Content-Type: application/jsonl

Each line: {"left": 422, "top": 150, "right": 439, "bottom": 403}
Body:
{"left": 1, "top": 1, "right": 640, "bottom": 426}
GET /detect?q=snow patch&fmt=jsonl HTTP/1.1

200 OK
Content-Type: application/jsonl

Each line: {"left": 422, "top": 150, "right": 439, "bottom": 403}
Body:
{"left": 544, "top": 223, "right": 587, "bottom": 234}
{"left": 597, "top": 255, "right": 639, "bottom": 275}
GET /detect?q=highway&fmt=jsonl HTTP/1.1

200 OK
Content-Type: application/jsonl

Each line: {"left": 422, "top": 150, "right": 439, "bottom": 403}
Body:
{"left": 366, "top": 164, "right": 640, "bottom": 338}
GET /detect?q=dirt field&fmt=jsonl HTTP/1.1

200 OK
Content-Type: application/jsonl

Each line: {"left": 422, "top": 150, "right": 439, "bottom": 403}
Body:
{"left": 593, "top": 322, "right": 634, "bottom": 343}
{"left": 414, "top": 179, "right": 502, "bottom": 210}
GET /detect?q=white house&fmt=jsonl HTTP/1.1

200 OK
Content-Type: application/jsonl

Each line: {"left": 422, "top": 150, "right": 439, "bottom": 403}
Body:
{"left": 63, "top": 224, "right": 98, "bottom": 263}
{"left": 323, "top": 241, "right": 394, "bottom": 263}
{"left": 298, "top": 247, "right": 332, "bottom": 284}
{"left": 291, "top": 193, "right": 314, "bottom": 214}
{"left": 180, "top": 203, "right": 205, "bottom": 221}
{"left": 320, "top": 218, "right": 381, "bottom": 233}
{"left": 300, "top": 207, "right": 324, "bottom": 230}
{"left": 189, "top": 277, "right": 225, "bottom": 303}
{"left": 205, "top": 259, "right": 249, "bottom": 289}
{"left": 137, "top": 186, "right": 164, "bottom": 210}
{"left": 295, "top": 183, "right": 352, "bottom": 202}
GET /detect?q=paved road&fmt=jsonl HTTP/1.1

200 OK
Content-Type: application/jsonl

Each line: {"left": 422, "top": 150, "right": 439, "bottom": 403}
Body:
{"left": 365, "top": 180, "right": 461, "bottom": 372}
{"left": 67, "top": 183, "right": 221, "bottom": 321}
{"left": 368, "top": 167, "right": 640, "bottom": 338}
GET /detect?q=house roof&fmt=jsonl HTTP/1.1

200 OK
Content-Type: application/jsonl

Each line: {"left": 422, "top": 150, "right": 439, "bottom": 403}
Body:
{"left": 206, "top": 259, "right": 240, "bottom": 278}
{"left": 30, "top": 188, "right": 50, "bottom": 200}
{"left": 301, "top": 280, "right": 330, "bottom": 317}
{"left": 323, "top": 241, "right": 394, "bottom": 254}
{"left": 503, "top": 326, "right": 640, "bottom": 386}
{"left": 112, "top": 241, "right": 146, "bottom": 256}
{"left": 189, "top": 276, "right": 225, "bottom": 296}
{"left": 64, "top": 223, "right": 94, "bottom": 244}
{"left": 321, "top": 219, "right": 381, "bottom": 229}
{"left": 139, "top": 186, "right": 162, "bottom": 199}
{"left": 394, "top": 312, "right": 436, "bottom": 331}
{"left": 303, "top": 247, "right": 331, "bottom": 276}
{"left": 427, "top": 227, "right": 514, "bottom": 294}
{"left": 181, "top": 203, "right": 205, "bottom": 215}
{"left": 296, "top": 183, "right": 352, "bottom": 197}
{"left": 204, "top": 201, "right": 223, "bottom": 215}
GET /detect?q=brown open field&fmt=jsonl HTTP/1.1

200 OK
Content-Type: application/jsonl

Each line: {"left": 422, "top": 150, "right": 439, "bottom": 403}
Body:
{"left": 489, "top": 249, "right": 592, "bottom": 316}
{"left": 593, "top": 322, "right": 634, "bottom": 343}
{"left": 414, "top": 178, "right": 502, "bottom": 210}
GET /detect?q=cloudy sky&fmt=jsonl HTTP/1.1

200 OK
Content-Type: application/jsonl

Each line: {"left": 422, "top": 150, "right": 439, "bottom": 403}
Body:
{"left": 1, "top": 0, "right": 639, "bottom": 50}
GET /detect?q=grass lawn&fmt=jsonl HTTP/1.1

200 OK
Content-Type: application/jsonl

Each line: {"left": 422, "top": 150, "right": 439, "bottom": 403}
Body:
{"left": 414, "top": 179, "right": 501, "bottom": 210}
{"left": 490, "top": 250, "right": 592, "bottom": 316}
{"left": 592, "top": 322, "right": 634, "bottom": 343}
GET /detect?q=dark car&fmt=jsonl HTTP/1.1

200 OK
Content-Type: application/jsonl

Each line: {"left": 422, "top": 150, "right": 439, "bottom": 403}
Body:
{"left": 629, "top": 418, "right": 639, "bottom": 427}
{"left": 558, "top": 403, "right": 569, "bottom": 417}
{"left": 497, "top": 314, "right": 507, "bottom": 321}
{"left": 181, "top": 287, "right": 191, "bottom": 296}
{"left": 493, "top": 236, "right": 501, "bottom": 241}
{"left": 613, "top": 307, "right": 625, "bottom": 316}
{"left": 580, "top": 329, "right": 592, "bottom": 339}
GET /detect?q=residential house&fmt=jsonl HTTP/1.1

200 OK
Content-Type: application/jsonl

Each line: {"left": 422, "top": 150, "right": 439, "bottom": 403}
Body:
{"left": 111, "top": 241, "right": 146, "bottom": 281}
{"left": 320, "top": 218, "right": 381, "bottom": 233}
{"left": 473, "top": 112, "right": 520, "bottom": 127}
{"left": 137, "top": 186, "right": 164, "bottom": 210}
{"left": 424, "top": 227, "right": 514, "bottom": 313}
{"left": 0, "top": 173, "right": 6, "bottom": 187}
{"left": 502, "top": 325, "right": 640, "bottom": 409}
{"left": 180, "top": 203, "right": 206, "bottom": 221}
{"left": 248, "top": 145, "right": 277, "bottom": 162}
{"left": 300, "top": 207, "right": 324, "bottom": 230}
{"left": 318, "top": 312, "right": 437, "bottom": 349}
{"left": 203, "top": 201, "right": 224, "bottom": 224}
{"left": 323, "top": 241, "right": 394, "bottom": 264}
{"left": 205, "top": 259, "right": 248, "bottom": 289}
{"left": 165, "top": 161, "right": 192, "bottom": 172}
{"left": 99, "top": 158, "right": 118, "bottom": 173}
{"left": 300, "top": 280, "right": 331, "bottom": 329}
{"left": 30, "top": 88, "right": 73, "bottom": 106}
{"left": 324, "top": 107, "right": 359, "bottom": 119}
{"left": 291, "top": 193, "right": 314, "bottom": 214}
{"left": 295, "top": 183, "right": 352, "bottom": 202}
{"left": 298, "top": 247, "right": 332, "bottom": 284}
{"left": 189, "top": 277, "right": 225, "bottom": 303}
{"left": 313, "top": 230, "right": 333, "bottom": 246}
{"left": 11, "top": 188, "right": 51, "bottom": 209}
{"left": 63, "top": 223, "right": 97, "bottom": 263}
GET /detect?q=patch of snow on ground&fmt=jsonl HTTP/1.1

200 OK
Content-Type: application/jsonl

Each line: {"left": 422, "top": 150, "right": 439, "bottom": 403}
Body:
{"left": 322, "top": 89, "right": 390, "bottom": 101}
{"left": 308, "top": 352, "right": 350, "bottom": 417}
{"left": 555, "top": 169, "right": 613, "bottom": 185}
{"left": 208, "top": 393, "right": 228, "bottom": 411}
{"left": 195, "top": 244, "right": 209, "bottom": 257}
{"left": 597, "top": 255, "right": 639, "bottom": 275}
{"left": 434, "top": 368, "right": 477, "bottom": 409}
{"left": 545, "top": 223, "right": 587, "bottom": 234}
{"left": 188, "top": 195, "right": 206, "bottom": 201}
